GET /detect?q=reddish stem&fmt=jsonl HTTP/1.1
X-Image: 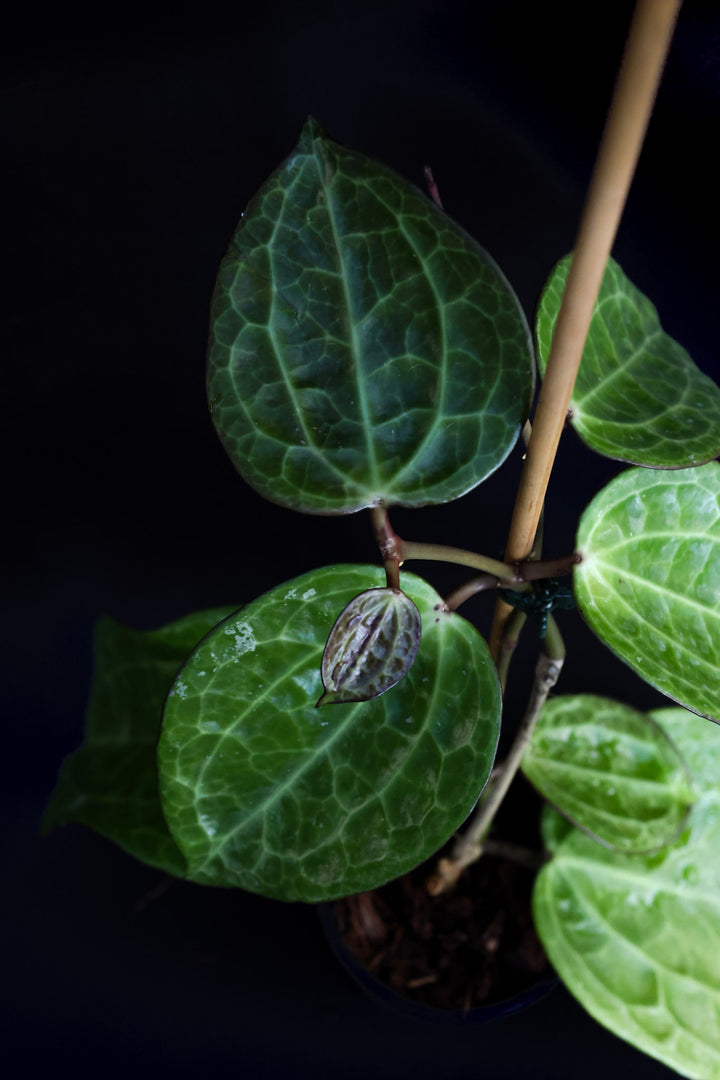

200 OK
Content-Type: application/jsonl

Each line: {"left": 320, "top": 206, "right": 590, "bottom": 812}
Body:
{"left": 423, "top": 165, "right": 444, "bottom": 209}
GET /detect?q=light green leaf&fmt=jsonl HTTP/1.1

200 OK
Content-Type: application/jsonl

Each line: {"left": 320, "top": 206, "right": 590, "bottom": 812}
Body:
{"left": 317, "top": 587, "right": 421, "bottom": 706}
{"left": 158, "top": 565, "right": 500, "bottom": 901}
{"left": 536, "top": 255, "right": 720, "bottom": 468}
{"left": 43, "top": 608, "right": 235, "bottom": 875}
{"left": 574, "top": 462, "right": 720, "bottom": 721}
{"left": 534, "top": 705, "right": 720, "bottom": 1080}
{"left": 208, "top": 117, "right": 534, "bottom": 514}
{"left": 523, "top": 695, "right": 694, "bottom": 851}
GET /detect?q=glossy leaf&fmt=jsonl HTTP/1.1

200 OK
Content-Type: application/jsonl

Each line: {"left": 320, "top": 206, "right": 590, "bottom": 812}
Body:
{"left": 42, "top": 608, "right": 235, "bottom": 875}
{"left": 523, "top": 695, "right": 694, "bottom": 852}
{"left": 536, "top": 255, "right": 720, "bottom": 468}
{"left": 534, "top": 706, "right": 720, "bottom": 1079}
{"left": 158, "top": 565, "right": 500, "bottom": 901}
{"left": 208, "top": 117, "right": 534, "bottom": 514}
{"left": 318, "top": 587, "right": 421, "bottom": 706}
{"left": 574, "top": 462, "right": 720, "bottom": 721}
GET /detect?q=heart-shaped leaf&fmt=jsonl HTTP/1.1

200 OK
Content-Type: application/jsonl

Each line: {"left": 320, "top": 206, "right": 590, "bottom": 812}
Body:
{"left": 574, "top": 462, "right": 720, "bottom": 721}
{"left": 158, "top": 565, "right": 501, "bottom": 901}
{"left": 523, "top": 695, "right": 694, "bottom": 852}
{"left": 42, "top": 607, "right": 235, "bottom": 875}
{"left": 536, "top": 255, "right": 720, "bottom": 468}
{"left": 534, "top": 706, "right": 720, "bottom": 1079}
{"left": 208, "top": 117, "right": 534, "bottom": 514}
{"left": 318, "top": 587, "right": 421, "bottom": 706}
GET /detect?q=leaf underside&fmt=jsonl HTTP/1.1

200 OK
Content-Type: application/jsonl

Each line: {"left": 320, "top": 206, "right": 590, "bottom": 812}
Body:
{"left": 574, "top": 462, "right": 720, "bottom": 722}
{"left": 536, "top": 255, "right": 720, "bottom": 468}
{"left": 158, "top": 565, "right": 501, "bottom": 902}
{"left": 534, "top": 706, "right": 720, "bottom": 1080}
{"left": 42, "top": 608, "right": 236, "bottom": 875}
{"left": 523, "top": 695, "right": 694, "bottom": 852}
{"left": 208, "top": 116, "right": 534, "bottom": 514}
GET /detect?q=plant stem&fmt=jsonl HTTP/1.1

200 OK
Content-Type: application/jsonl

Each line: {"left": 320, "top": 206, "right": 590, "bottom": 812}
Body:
{"left": 543, "top": 614, "right": 566, "bottom": 663}
{"left": 441, "top": 574, "right": 509, "bottom": 612}
{"left": 496, "top": 609, "right": 527, "bottom": 693}
{"left": 426, "top": 650, "right": 564, "bottom": 896}
{"left": 370, "top": 505, "right": 401, "bottom": 589}
{"left": 490, "top": 0, "right": 682, "bottom": 659}
{"left": 519, "top": 554, "right": 579, "bottom": 581}
{"left": 401, "top": 540, "right": 516, "bottom": 581}
{"left": 480, "top": 839, "right": 547, "bottom": 871}
{"left": 370, "top": 508, "right": 576, "bottom": 591}
{"left": 493, "top": 420, "right": 537, "bottom": 685}
{"left": 401, "top": 541, "right": 578, "bottom": 585}
{"left": 423, "top": 164, "right": 443, "bottom": 209}
{"left": 431, "top": 554, "right": 579, "bottom": 614}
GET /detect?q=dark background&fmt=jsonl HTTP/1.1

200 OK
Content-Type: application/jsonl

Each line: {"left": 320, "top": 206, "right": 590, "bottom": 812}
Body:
{"left": 4, "top": 1, "right": 719, "bottom": 1077}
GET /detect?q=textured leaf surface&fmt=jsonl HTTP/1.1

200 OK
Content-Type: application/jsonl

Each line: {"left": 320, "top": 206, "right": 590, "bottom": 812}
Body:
{"left": 158, "top": 565, "right": 500, "bottom": 901}
{"left": 208, "top": 117, "right": 534, "bottom": 514}
{"left": 523, "top": 695, "right": 693, "bottom": 851}
{"left": 574, "top": 463, "right": 720, "bottom": 721}
{"left": 536, "top": 255, "right": 720, "bottom": 467}
{"left": 318, "top": 587, "right": 421, "bottom": 705}
{"left": 534, "top": 706, "right": 720, "bottom": 1079}
{"left": 43, "top": 608, "right": 235, "bottom": 875}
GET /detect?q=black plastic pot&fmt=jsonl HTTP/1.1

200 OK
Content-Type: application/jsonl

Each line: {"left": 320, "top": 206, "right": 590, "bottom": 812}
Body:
{"left": 317, "top": 900, "right": 558, "bottom": 1027}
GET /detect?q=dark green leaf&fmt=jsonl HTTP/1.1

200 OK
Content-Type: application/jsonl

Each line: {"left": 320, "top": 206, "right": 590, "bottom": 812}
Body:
{"left": 574, "top": 462, "right": 720, "bottom": 721}
{"left": 536, "top": 255, "right": 720, "bottom": 468}
{"left": 43, "top": 608, "right": 235, "bottom": 875}
{"left": 523, "top": 695, "right": 694, "bottom": 851}
{"left": 534, "top": 706, "right": 720, "bottom": 1079}
{"left": 158, "top": 565, "right": 501, "bottom": 901}
{"left": 318, "top": 587, "right": 421, "bottom": 705}
{"left": 208, "top": 117, "right": 534, "bottom": 514}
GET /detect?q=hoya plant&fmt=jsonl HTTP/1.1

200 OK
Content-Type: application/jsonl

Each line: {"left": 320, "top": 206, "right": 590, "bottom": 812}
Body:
{"left": 44, "top": 5, "right": 720, "bottom": 1077}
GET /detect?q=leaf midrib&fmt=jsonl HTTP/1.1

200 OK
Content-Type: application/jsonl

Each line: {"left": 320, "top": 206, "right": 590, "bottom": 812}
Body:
{"left": 313, "top": 143, "right": 380, "bottom": 492}
{"left": 582, "top": 582, "right": 717, "bottom": 696}
{"left": 195, "top": 616, "right": 448, "bottom": 869}
{"left": 369, "top": 191, "right": 449, "bottom": 492}
{"left": 528, "top": 754, "right": 685, "bottom": 795}
{"left": 583, "top": 558, "right": 720, "bottom": 623}
{"left": 573, "top": 328, "right": 666, "bottom": 413}
{"left": 549, "top": 855, "right": 720, "bottom": 992}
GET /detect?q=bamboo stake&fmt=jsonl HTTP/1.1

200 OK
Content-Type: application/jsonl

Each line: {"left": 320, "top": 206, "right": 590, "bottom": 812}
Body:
{"left": 490, "top": 0, "right": 683, "bottom": 659}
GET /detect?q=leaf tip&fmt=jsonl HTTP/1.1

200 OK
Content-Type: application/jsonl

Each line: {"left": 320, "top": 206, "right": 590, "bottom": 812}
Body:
{"left": 299, "top": 115, "right": 329, "bottom": 148}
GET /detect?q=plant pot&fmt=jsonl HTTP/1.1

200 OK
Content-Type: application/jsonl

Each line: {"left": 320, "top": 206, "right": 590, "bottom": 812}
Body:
{"left": 319, "top": 781, "right": 557, "bottom": 1025}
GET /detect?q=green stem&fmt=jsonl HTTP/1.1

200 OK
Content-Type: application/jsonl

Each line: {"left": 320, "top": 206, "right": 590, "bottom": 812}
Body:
{"left": 496, "top": 608, "right": 527, "bottom": 692}
{"left": 436, "top": 555, "right": 579, "bottom": 615}
{"left": 371, "top": 510, "right": 577, "bottom": 608}
{"left": 543, "top": 613, "right": 566, "bottom": 662}
{"left": 480, "top": 839, "right": 547, "bottom": 870}
{"left": 401, "top": 540, "right": 516, "bottom": 581}
{"left": 426, "top": 649, "right": 563, "bottom": 896}
{"left": 402, "top": 541, "right": 578, "bottom": 584}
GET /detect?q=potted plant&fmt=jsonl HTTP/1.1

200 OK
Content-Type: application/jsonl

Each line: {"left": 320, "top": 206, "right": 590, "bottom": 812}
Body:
{"left": 42, "top": 1, "right": 720, "bottom": 1075}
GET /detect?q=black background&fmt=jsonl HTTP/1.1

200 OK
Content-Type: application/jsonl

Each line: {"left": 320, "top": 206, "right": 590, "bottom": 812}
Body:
{"left": 4, "top": 2, "right": 719, "bottom": 1077}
